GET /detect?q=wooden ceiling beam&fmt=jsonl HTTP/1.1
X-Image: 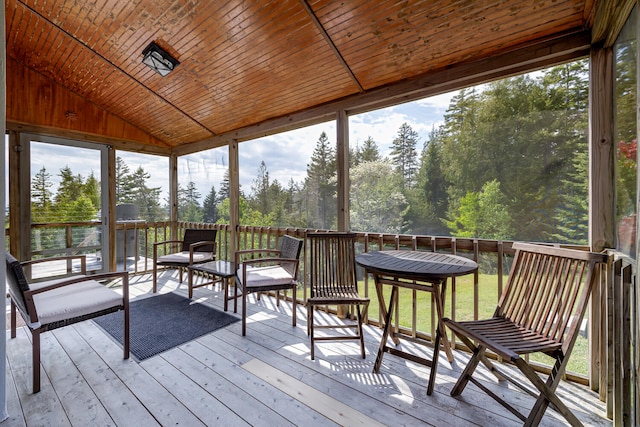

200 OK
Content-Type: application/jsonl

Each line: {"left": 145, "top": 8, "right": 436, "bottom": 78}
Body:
{"left": 298, "top": 0, "right": 364, "bottom": 92}
{"left": 174, "top": 29, "right": 591, "bottom": 156}
{"left": 591, "top": 0, "right": 635, "bottom": 47}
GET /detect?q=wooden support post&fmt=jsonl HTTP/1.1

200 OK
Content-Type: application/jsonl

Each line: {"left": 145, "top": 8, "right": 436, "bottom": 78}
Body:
{"left": 229, "top": 139, "right": 240, "bottom": 259}
{"left": 107, "top": 147, "right": 116, "bottom": 271}
{"left": 588, "top": 44, "right": 614, "bottom": 395}
{"left": 169, "top": 154, "right": 178, "bottom": 241}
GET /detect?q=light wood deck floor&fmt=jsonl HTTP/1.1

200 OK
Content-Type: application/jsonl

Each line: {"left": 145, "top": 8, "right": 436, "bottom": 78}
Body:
{"left": 2, "top": 271, "right": 611, "bottom": 426}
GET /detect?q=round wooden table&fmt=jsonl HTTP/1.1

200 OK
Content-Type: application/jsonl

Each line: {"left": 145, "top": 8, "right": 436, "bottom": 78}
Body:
{"left": 356, "top": 250, "right": 478, "bottom": 395}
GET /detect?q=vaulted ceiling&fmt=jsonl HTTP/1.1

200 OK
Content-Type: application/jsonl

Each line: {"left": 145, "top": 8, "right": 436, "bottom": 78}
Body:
{"left": 5, "top": 0, "right": 618, "bottom": 155}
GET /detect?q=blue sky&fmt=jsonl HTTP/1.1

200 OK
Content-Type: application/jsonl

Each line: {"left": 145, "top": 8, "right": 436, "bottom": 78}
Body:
{"left": 22, "top": 90, "right": 456, "bottom": 205}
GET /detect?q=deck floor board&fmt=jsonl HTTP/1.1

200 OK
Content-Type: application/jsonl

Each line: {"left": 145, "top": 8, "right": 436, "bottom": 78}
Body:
{"left": 2, "top": 272, "right": 611, "bottom": 426}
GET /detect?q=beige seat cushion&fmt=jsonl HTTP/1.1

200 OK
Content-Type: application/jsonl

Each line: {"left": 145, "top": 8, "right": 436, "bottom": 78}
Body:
{"left": 157, "top": 251, "right": 214, "bottom": 264}
{"left": 243, "top": 265, "right": 293, "bottom": 288}
{"left": 30, "top": 277, "right": 123, "bottom": 326}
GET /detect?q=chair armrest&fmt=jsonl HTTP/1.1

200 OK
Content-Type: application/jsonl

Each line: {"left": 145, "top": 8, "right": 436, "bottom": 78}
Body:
{"left": 189, "top": 241, "right": 217, "bottom": 262}
{"left": 189, "top": 240, "right": 216, "bottom": 251}
{"left": 21, "top": 255, "right": 87, "bottom": 275}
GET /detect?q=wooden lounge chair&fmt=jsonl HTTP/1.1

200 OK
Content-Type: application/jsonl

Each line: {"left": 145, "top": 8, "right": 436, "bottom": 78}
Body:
{"left": 306, "top": 232, "right": 369, "bottom": 360}
{"left": 234, "top": 235, "right": 304, "bottom": 336}
{"left": 153, "top": 228, "right": 217, "bottom": 293}
{"left": 6, "top": 252, "right": 129, "bottom": 393}
{"left": 435, "top": 242, "right": 606, "bottom": 426}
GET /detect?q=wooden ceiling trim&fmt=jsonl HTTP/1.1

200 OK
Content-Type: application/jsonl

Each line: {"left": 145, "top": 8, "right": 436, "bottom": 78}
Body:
{"left": 175, "top": 29, "right": 591, "bottom": 156}
{"left": 299, "top": 0, "right": 363, "bottom": 92}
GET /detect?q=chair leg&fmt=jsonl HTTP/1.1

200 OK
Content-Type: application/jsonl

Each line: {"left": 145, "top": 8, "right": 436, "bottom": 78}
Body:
{"left": 308, "top": 305, "right": 315, "bottom": 360}
{"left": 153, "top": 246, "right": 158, "bottom": 293}
{"left": 10, "top": 300, "right": 16, "bottom": 339}
{"left": 242, "top": 289, "right": 247, "bottom": 336}
{"left": 450, "top": 343, "right": 486, "bottom": 397}
{"left": 516, "top": 358, "right": 582, "bottom": 427}
{"left": 152, "top": 263, "right": 158, "bottom": 293}
{"left": 123, "top": 307, "right": 130, "bottom": 360}
{"left": 291, "top": 287, "right": 297, "bottom": 327}
{"left": 32, "top": 330, "right": 41, "bottom": 393}
{"left": 357, "top": 305, "right": 365, "bottom": 359}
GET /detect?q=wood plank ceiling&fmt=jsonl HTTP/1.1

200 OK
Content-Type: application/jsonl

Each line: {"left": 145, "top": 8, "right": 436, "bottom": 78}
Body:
{"left": 6, "top": 0, "right": 600, "bottom": 154}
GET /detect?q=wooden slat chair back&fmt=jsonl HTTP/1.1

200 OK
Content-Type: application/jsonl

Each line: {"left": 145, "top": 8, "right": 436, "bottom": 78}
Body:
{"left": 5, "top": 252, "right": 129, "bottom": 393}
{"left": 234, "top": 235, "right": 304, "bottom": 336}
{"left": 306, "top": 232, "right": 369, "bottom": 360}
{"left": 153, "top": 228, "right": 217, "bottom": 293}
{"left": 438, "top": 242, "right": 606, "bottom": 426}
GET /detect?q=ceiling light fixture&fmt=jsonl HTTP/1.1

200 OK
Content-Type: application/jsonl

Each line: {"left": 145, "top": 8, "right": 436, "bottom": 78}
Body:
{"left": 141, "top": 42, "right": 180, "bottom": 77}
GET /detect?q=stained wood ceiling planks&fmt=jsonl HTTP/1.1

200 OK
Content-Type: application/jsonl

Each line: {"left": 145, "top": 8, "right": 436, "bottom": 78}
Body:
{"left": 6, "top": 0, "right": 599, "bottom": 151}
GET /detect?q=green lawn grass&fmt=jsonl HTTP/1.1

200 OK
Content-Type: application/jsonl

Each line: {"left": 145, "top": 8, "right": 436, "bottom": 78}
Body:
{"left": 359, "top": 273, "right": 589, "bottom": 376}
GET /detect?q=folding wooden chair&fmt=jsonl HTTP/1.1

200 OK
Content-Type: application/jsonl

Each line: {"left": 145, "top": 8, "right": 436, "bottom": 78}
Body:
{"left": 435, "top": 242, "right": 606, "bottom": 426}
{"left": 306, "top": 232, "right": 369, "bottom": 360}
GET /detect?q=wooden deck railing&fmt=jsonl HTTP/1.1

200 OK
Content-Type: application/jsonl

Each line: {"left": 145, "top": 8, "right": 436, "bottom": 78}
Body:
{"left": 20, "top": 221, "right": 638, "bottom": 424}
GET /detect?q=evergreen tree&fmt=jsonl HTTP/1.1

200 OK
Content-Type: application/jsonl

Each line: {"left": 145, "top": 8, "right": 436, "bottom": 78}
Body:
{"left": 445, "top": 180, "right": 513, "bottom": 239}
{"left": 116, "top": 156, "right": 134, "bottom": 203}
{"left": 128, "top": 166, "right": 163, "bottom": 221}
{"left": 390, "top": 123, "right": 419, "bottom": 189}
{"left": 65, "top": 194, "right": 97, "bottom": 222}
{"left": 84, "top": 171, "right": 100, "bottom": 211}
{"left": 251, "top": 161, "right": 271, "bottom": 215}
{"left": 178, "top": 181, "right": 202, "bottom": 222}
{"left": 436, "top": 61, "right": 589, "bottom": 243}
{"left": 359, "top": 136, "right": 381, "bottom": 163}
{"left": 218, "top": 169, "right": 238, "bottom": 203}
{"left": 202, "top": 185, "right": 219, "bottom": 223}
{"left": 54, "top": 166, "right": 83, "bottom": 205}
{"left": 405, "top": 131, "right": 450, "bottom": 235}
{"left": 54, "top": 166, "right": 85, "bottom": 220}
{"left": 306, "top": 131, "right": 336, "bottom": 229}
{"left": 31, "top": 166, "right": 53, "bottom": 223}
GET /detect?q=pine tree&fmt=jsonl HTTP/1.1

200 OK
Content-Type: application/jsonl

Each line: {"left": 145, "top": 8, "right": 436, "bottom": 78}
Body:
{"left": 359, "top": 136, "right": 381, "bottom": 163}
{"left": 31, "top": 166, "right": 53, "bottom": 222}
{"left": 219, "top": 169, "right": 231, "bottom": 203}
{"left": 128, "top": 166, "right": 163, "bottom": 221}
{"left": 84, "top": 172, "right": 100, "bottom": 211}
{"left": 178, "top": 181, "right": 202, "bottom": 222}
{"left": 115, "top": 156, "right": 133, "bottom": 203}
{"left": 306, "top": 131, "right": 336, "bottom": 229}
{"left": 202, "top": 185, "right": 219, "bottom": 223}
{"left": 251, "top": 161, "right": 271, "bottom": 215}
{"left": 390, "top": 123, "right": 419, "bottom": 189}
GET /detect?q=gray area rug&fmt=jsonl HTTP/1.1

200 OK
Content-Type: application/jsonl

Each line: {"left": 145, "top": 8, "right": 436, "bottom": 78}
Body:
{"left": 94, "top": 292, "right": 239, "bottom": 360}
